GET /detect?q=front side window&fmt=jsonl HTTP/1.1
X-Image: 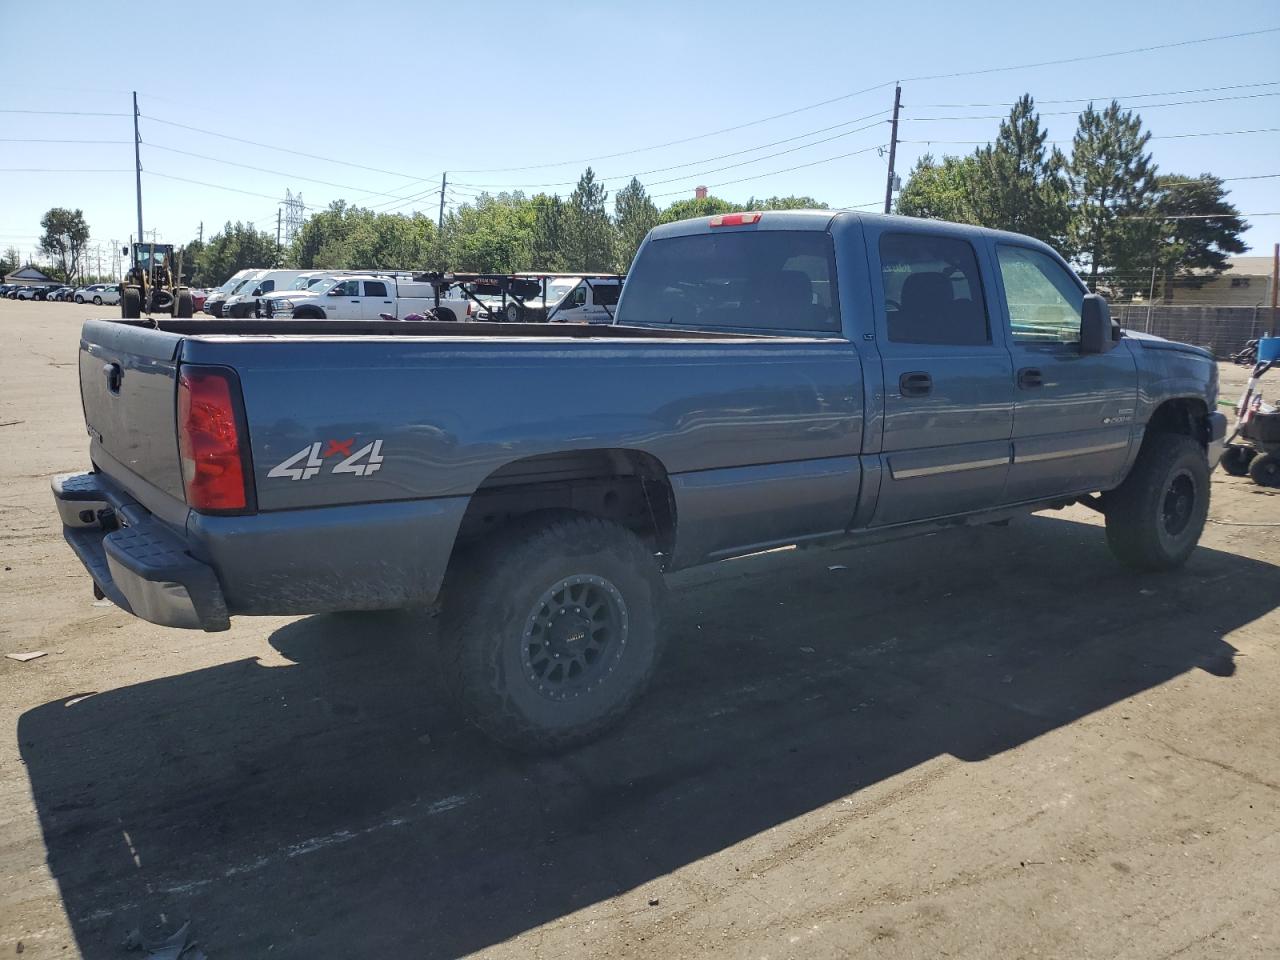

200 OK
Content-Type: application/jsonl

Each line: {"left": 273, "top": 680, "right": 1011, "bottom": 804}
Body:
{"left": 331, "top": 280, "right": 359, "bottom": 296}
{"left": 879, "top": 233, "right": 989, "bottom": 345}
{"left": 996, "top": 245, "right": 1084, "bottom": 344}
{"left": 618, "top": 230, "right": 840, "bottom": 333}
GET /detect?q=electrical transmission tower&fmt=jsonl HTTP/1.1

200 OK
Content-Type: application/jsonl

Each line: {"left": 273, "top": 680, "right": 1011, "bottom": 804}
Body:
{"left": 283, "top": 190, "right": 306, "bottom": 243}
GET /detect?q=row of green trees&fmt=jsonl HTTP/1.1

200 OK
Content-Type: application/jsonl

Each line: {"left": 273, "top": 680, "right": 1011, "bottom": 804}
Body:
{"left": 178, "top": 95, "right": 1245, "bottom": 293}
{"left": 896, "top": 95, "right": 1247, "bottom": 295}
{"left": 181, "top": 174, "right": 825, "bottom": 286}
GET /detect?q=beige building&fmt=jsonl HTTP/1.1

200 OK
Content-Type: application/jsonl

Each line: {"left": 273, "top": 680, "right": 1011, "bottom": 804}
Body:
{"left": 1163, "top": 255, "right": 1277, "bottom": 307}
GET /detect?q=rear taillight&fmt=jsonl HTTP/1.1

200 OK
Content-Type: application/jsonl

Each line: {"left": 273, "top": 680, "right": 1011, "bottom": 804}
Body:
{"left": 177, "top": 367, "right": 250, "bottom": 512}
{"left": 709, "top": 212, "right": 762, "bottom": 227}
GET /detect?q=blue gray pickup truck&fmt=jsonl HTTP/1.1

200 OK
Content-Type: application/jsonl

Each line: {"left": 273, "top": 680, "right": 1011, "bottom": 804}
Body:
{"left": 53, "top": 211, "right": 1226, "bottom": 750}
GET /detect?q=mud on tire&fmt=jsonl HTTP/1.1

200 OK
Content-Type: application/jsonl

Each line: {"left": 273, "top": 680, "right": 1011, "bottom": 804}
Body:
{"left": 442, "top": 514, "right": 666, "bottom": 752}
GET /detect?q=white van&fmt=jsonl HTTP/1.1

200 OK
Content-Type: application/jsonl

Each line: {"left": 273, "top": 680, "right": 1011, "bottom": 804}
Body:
{"left": 507, "top": 276, "right": 622, "bottom": 324}
{"left": 223, "top": 270, "right": 313, "bottom": 318}
{"left": 202, "top": 268, "right": 259, "bottom": 316}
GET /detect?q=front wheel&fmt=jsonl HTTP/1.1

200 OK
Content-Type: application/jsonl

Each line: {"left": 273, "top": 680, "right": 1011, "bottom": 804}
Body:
{"left": 120, "top": 288, "right": 142, "bottom": 319}
{"left": 92, "top": 295, "right": 102, "bottom": 305}
{"left": 443, "top": 515, "right": 666, "bottom": 752}
{"left": 1104, "top": 433, "right": 1210, "bottom": 571}
{"left": 505, "top": 302, "right": 521, "bottom": 323}
{"left": 174, "top": 292, "right": 194, "bottom": 318}
{"left": 1249, "top": 453, "right": 1280, "bottom": 488}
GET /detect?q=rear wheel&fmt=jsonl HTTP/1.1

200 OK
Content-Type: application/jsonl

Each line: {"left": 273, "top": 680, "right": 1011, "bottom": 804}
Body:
{"left": 92, "top": 295, "right": 102, "bottom": 305}
{"left": 120, "top": 289, "right": 142, "bottom": 319}
{"left": 1219, "top": 445, "right": 1257, "bottom": 477}
{"left": 175, "top": 292, "right": 194, "bottom": 318}
{"left": 1104, "top": 433, "right": 1210, "bottom": 571}
{"left": 1248, "top": 452, "right": 1280, "bottom": 488}
{"left": 443, "top": 515, "right": 665, "bottom": 752}
{"left": 432, "top": 307, "right": 457, "bottom": 322}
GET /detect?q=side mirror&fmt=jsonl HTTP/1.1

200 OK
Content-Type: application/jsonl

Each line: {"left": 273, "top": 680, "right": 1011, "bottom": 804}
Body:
{"left": 122, "top": 246, "right": 128, "bottom": 256}
{"left": 1080, "top": 294, "right": 1118, "bottom": 354}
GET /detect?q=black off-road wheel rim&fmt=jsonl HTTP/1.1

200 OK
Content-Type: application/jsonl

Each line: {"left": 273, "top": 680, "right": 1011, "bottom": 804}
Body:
{"left": 1161, "top": 469, "right": 1197, "bottom": 538}
{"left": 520, "top": 574, "right": 628, "bottom": 702}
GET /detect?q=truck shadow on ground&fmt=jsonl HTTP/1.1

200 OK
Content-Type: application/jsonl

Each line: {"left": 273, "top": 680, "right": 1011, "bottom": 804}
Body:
{"left": 18, "top": 514, "right": 1273, "bottom": 958}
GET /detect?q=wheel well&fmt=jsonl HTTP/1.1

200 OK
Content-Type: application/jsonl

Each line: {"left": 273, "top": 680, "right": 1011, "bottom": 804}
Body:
{"left": 293, "top": 306, "right": 324, "bottom": 319}
{"left": 455, "top": 449, "right": 676, "bottom": 564}
{"left": 1147, "top": 397, "right": 1209, "bottom": 447}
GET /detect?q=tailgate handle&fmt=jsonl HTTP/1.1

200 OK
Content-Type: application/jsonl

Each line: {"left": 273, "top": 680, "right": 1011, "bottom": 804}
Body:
{"left": 103, "top": 362, "right": 123, "bottom": 394}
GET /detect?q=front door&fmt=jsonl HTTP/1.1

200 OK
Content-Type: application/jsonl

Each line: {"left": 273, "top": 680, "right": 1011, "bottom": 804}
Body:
{"left": 868, "top": 225, "right": 1014, "bottom": 526}
{"left": 322, "top": 279, "right": 362, "bottom": 319}
{"left": 993, "top": 243, "right": 1138, "bottom": 502}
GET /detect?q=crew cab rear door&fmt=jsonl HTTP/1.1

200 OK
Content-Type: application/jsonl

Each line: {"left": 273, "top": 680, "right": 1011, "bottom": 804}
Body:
{"left": 864, "top": 221, "right": 1014, "bottom": 526}
{"left": 360, "top": 279, "right": 394, "bottom": 319}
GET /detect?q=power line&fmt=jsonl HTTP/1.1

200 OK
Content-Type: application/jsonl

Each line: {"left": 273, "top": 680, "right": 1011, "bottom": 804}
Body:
{"left": 910, "top": 79, "right": 1280, "bottom": 108}
{"left": 0, "top": 109, "right": 129, "bottom": 117}
{"left": 141, "top": 141, "right": 428, "bottom": 200}
{"left": 0, "top": 138, "right": 133, "bottom": 144}
{"left": 139, "top": 113, "right": 436, "bottom": 183}
{"left": 453, "top": 115, "right": 891, "bottom": 191}
{"left": 1122, "top": 211, "right": 1279, "bottom": 219}
{"left": 448, "top": 27, "right": 1280, "bottom": 176}
{"left": 899, "top": 126, "right": 1280, "bottom": 144}
{"left": 0, "top": 167, "right": 131, "bottom": 172}
{"left": 650, "top": 142, "right": 887, "bottom": 200}
{"left": 143, "top": 170, "right": 286, "bottom": 202}
{"left": 903, "top": 90, "right": 1280, "bottom": 122}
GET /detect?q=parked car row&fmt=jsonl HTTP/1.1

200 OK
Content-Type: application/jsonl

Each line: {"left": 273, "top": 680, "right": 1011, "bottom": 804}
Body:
{"left": 0, "top": 282, "right": 122, "bottom": 304}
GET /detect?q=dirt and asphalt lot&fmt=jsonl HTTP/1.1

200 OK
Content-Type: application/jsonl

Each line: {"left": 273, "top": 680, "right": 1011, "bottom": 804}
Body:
{"left": 1, "top": 299, "right": 1278, "bottom": 959}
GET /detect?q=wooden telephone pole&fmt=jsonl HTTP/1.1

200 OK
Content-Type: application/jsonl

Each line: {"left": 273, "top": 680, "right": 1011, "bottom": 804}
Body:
{"left": 882, "top": 85, "right": 902, "bottom": 215}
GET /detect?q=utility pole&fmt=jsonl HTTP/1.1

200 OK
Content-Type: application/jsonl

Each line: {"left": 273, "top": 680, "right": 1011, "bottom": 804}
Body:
{"left": 882, "top": 84, "right": 902, "bottom": 215}
{"left": 198, "top": 221, "right": 203, "bottom": 244}
{"left": 438, "top": 172, "right": 447, "bottom": 231}
{"left": 276, "top": 208, "right": 282, "bottom": 259}
{"left": 132, "top": 92, "right": 144, "bottom": 261}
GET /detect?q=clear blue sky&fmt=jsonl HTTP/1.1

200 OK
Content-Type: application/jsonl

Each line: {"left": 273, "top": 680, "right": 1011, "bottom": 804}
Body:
{"left": 2, "top": 0, "right": 1277, "bottom": 271}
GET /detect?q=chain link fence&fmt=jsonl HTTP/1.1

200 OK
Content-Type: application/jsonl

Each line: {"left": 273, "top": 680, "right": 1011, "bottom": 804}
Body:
{"left": 1111, "top": 304, "right": 1277, "bottom": 359}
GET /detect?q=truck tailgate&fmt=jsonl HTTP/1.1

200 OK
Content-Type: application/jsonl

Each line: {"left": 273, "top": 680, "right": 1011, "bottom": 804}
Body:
{"left": 79, "top": 320, "right": 187, "bottom": 511}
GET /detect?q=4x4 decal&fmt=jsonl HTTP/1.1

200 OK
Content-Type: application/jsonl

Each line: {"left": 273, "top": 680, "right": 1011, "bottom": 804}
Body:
{"left": 267, "top": 439, "right": 384, "bottom": 481}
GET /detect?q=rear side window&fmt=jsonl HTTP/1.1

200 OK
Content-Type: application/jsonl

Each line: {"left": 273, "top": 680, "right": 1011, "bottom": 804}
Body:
{"left": 618, "top": 230, "right": 840, "bottom": 333}
{"left": 591, "top": 283, "right": 621, "bottom": 306}
{"left": 364, "top": 280, "right": 388, "bottom": 297}
{"left": 996, "top": 245, "right": 1084, "bottom": 344}
{"left": 879, "top": 233, "right": 989, "bottom": 345}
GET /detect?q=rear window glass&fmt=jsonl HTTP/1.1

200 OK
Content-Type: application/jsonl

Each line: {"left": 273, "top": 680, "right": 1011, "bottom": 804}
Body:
{"left": 618, "top": 230, "right": 840, "bottom": 333}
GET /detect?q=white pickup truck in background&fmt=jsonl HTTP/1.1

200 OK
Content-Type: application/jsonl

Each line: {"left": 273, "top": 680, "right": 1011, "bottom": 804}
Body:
{"left": 263, "top": 275, "right": 471, "bottom": 321}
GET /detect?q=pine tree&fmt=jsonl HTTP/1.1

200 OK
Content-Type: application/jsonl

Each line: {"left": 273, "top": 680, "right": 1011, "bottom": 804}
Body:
{"left": 1151, "top": 173, "right": 1247, "bottom": 287}
{"left": 1067, "top": 101, "right": 1160, "bottom": 289}
{"left": 970, "top": 95, "right": 1070, "bottom": 246}
{"left": 613, "top": 177, "right": 659, "bottom": 272}
{"left": 565, "top": 168, "right": 614, "bottom": 272}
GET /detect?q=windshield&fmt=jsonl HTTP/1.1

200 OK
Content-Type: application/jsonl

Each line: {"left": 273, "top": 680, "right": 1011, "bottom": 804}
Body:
{"left": 230, "top": 275, "right": 262, "bottom": 295}
{"left": 543, "top": 279, "right": 578, "bottom": 304}
{"left": 216, "top": 273, "right": 247, "bottom": 294}
{"left": 306, "top": 277, "right": 332, "bottom": 288}
{"left": 291, "top": 275, "right": 327, "bottom": 290}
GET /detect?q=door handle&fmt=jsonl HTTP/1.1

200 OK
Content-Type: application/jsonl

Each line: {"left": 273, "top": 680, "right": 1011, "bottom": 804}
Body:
{"left": 1017, "top": 367, "right": 1044, "bottom": 389}
{"left": 899, "top": 371, "right": 932, "bottom": 397}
